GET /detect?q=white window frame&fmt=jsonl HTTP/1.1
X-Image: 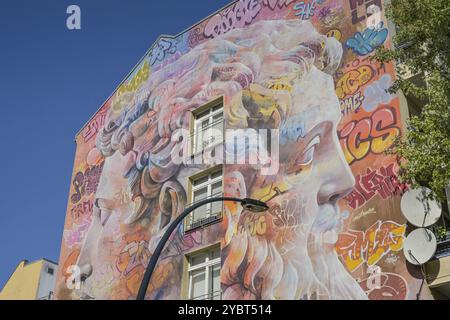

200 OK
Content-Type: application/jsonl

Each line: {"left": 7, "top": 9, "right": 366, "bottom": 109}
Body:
{"left": 192, "top": 103, "right": 224, "bottom": 155}
{"left": 187, "top": 248, "right": 221, "bottom": 300}
{"left": 188, "top": 169, "right": 223, "bottom": 229}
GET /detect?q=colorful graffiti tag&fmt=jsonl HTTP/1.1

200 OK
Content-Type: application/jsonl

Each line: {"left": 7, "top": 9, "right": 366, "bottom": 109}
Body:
{"left": 335, "top": 220, "right": 406, "bottom": 272}
{"left": 55, "top": 0, "right": 430, "bottom": 300}
{"left": 344, "top": 163, "right": 408, "bottom": 209}
{"left": 338, "top": 106, "right": 401, "bottom": 165}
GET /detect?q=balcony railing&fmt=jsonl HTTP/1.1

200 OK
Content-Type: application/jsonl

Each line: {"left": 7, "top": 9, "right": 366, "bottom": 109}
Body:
{"left": 434, "top": 233, "right": 450, "bottom": 259}
{"left": 191, "top": 290, "right": 222, "bottom": 300}
{"left": 184, "top": 192, "right": 224, "bottom": 233}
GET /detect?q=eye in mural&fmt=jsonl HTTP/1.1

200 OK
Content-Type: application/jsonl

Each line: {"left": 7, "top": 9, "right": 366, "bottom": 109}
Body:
{"left": 55, "top": 0, "right": 431, "bottom": 300}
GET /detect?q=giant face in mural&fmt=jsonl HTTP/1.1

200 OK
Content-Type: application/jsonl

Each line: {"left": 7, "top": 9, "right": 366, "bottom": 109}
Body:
{"left": 56, "top": 0, "right": 431, "bottom": 300}
{"left": 219, "top": 21, "right": 368, "bottom": 300}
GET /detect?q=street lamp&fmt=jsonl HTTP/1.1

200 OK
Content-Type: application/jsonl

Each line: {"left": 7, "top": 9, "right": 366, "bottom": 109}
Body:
{"left": 136, "top": 196, "right": 269, "bottom": 300}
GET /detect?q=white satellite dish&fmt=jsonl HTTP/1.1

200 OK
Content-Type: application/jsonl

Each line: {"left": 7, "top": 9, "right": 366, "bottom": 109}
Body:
{"left": 400, "top": 187, "right": 442, "bottom": 227}
{"left": 403, "top": 228, "right": 437, "bottom": 265}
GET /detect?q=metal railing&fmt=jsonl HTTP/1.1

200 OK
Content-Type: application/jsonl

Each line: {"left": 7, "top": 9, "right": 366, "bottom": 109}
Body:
{"left": 190, "top": 290, "right": 222, "bottom": 300}
{"left": 434, "top": 232, "right": 450, "bottom": 259}
{"left": 184, "top": 192, "right": 224, "bottom": 233}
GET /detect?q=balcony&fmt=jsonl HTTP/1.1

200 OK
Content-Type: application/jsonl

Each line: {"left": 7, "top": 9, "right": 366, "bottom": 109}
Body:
{"left": 190, "top": 290, "right": 222, "bottom": 300}
{"left": 184, "top": 192, "right": 224, "bottom": 233}
{"left": 435, "top": 234, "right": 450, "bottom": 259}
{"left": 425, "top": 230, "right": 450, "bottom": 298}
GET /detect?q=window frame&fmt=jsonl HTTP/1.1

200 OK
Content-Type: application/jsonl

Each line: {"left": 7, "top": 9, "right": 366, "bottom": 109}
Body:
{"left": 190, "top": 97, "right": 224, "bottom": 156}
{"left": 186, "top": 167, "right": 223, "bottom": 231}
{"left": 187, "top": 247, "right": 221, "bottom": 300}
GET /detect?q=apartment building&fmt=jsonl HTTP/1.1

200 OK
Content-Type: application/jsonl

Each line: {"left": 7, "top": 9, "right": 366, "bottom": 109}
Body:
{"left": 0, "top": 259, "right": 57, "bottom": 300}
{"left": 55, "top": 0, "right": 447, "bottom": 300}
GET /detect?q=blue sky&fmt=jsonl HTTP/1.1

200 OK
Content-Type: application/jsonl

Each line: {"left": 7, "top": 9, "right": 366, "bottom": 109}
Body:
{"left": 0, "top": 0, "right": 231, "bottom": 289}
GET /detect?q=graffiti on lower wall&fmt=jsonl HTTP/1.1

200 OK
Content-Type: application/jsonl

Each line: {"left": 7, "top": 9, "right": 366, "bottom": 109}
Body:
{"left": 55, "top": 0, "right": 430, "bottom": 300}
{"left": 335, "top": 220, "right": 406, "bottom": 272}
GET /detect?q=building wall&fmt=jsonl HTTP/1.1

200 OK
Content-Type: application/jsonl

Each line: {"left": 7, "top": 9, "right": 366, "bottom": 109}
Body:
{"left": 0, "top": 259, "right": 57, "bottom": 300}
{"left": 36, "top": 261, "right": 58, "bottom": 299}
{"left": 55, "top": 0, "right": 432, "bottom": 300}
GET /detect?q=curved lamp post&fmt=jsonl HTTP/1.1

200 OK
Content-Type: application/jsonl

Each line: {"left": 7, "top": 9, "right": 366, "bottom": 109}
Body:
{"left": 136, "top": 197, "right": 269, "bottom": 300}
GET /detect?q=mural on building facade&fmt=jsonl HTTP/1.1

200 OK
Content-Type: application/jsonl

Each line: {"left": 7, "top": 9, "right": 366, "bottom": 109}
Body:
{"left": 55, "top": 0, "right": 431, "bottom": 300}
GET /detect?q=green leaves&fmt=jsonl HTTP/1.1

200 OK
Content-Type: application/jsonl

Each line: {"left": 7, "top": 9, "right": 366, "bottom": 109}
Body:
{"left": 375, "top": 0, "right": 450, "bottom": 202}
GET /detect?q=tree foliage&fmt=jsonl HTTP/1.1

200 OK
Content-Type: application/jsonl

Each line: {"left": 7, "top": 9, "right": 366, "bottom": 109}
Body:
{"left": 375, "top": 0, "right": 450, "bottom": 201}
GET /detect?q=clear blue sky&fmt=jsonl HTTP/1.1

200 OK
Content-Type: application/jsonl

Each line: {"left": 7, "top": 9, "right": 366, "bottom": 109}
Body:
{"left": 0, "top": 0, "right": 231, "bottom": 289}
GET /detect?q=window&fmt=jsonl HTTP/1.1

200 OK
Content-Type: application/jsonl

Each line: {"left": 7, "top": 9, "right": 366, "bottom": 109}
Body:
{"left": 187, "top": 168, "right": 223, "bottom": 231}
{"left": 47, "top": 267, "right": 54, "bottom": 275}
{"left": 192, "top": 102, "right": 223, "bottom": 155}
{"left": 188, "top": 247, "right": 221, "bottom": 300}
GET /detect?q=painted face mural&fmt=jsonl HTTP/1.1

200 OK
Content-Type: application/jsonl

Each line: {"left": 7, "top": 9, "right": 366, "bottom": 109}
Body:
{"left": 56, "top": 0, "right": 432, "bottom": 300}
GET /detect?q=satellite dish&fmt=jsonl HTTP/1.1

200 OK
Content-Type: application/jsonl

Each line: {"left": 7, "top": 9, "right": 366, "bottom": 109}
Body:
{"left": 403, "top": 228, "right": 437, "bottom": 265}
{"left": 400, "top": 187, "right": 442, "bottom": 227}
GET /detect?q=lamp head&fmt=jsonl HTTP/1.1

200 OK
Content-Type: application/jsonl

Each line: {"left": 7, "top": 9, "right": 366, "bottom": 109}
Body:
{"left": 241, "top": 198, "right": 269, "bottom": 212}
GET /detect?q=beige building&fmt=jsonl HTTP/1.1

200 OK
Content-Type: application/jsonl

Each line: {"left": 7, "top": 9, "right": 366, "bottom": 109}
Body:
{"left": 0, "top": 258, "right": 57, "bottom": 300}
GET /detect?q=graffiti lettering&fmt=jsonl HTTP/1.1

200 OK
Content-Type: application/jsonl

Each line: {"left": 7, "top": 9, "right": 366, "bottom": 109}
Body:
{"left": 344, "top": 163, "right": 409, "bottom": 209}
{"left": 335, "top": 220, "right": 406, "bottom": 272}
{"left": 70, "top": 163, "right": 104, "bottom": 204}
{"left": 339, "top": 106, "right": 400, "bottom": 165}
{"left": 242, "top": 215, "right": 267, "bottom": 236}
{"left": 204, "top": 0, "right": 261, "bottom": 38}
{"left": 64, "top": 218, "right": 90, "bottom": 248}
{"left": 359, "top": 272, "right": 408, "bottom": 300}
{"left": 268, "top": 196, "right": 304, "bottom": 228}
{"left": 346, "top": 21, "right": 388, "bottom": 56}
{"left": 335, "top": 64, "right": 374, "bottom": 99}
{"left": 70, "top": 200, "right": 93, "bottom": 221}
{"left": 340, "top": 91, "right": 364, "bottom": 116}
{"left": 293, "top": 1, "right": 317, "bottom": 20}
{"left": 363, "top": 74, "right": 394, "bottom": 112}
{"left": 262, "top": 0, "right": 296, "bottom": 10}
{"left": 149, "top": 39, "right": 178, "bottom": 66}
{"left": 188, "top": 27, "right": 206, "bottom": 48}
{"left": 352, "top": 207, "right": 376, "bottom": 221}
{"left": 117, "top": 239, "right": 150, "bottom": 276}
{"left": 117, "top": 61, "right": 150, "bottom": 96}
{"left": 318, "top": 6, "right": 332, "bottom": 21}
{"left": 349, "top": 0, "right": 382, "bottom": 25}
{"left": 82, "top": 110, "right": 107, "bottom": 143}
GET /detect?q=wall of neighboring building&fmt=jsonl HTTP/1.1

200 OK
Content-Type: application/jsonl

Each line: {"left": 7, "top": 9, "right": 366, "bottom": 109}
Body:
{"left": 36, "top": 260, "right": 58, "bottom": 300}
{"left": 426, "top": 256, "right": 450, "bottom": 297}
{"left": 0, "top": 260, "right": 43, "bottom": 300}
{"left": 55, "top": 0, "right": 432, "bottom": 300}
